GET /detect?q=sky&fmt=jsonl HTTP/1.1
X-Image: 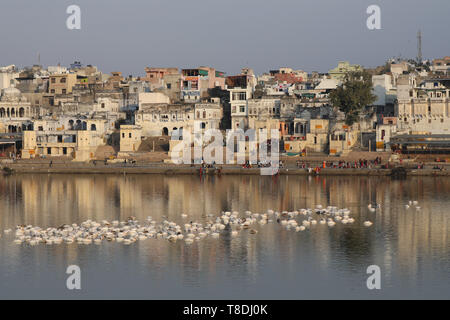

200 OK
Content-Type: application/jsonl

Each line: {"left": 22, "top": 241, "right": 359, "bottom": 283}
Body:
{"left": 0, "top": 0, "right": 449, "bottom": 76}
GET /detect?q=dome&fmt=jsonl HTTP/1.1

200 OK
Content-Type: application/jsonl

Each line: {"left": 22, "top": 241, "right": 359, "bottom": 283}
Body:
{"left": 1, "top": 87, "right": 22, "bottom": 102}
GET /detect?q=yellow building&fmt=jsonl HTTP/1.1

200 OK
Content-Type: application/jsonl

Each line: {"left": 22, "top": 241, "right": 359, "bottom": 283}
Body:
{"left": 21, "top": 129, "right": 101, "bottom": 161}
{"left": 119, "top": 125, "right": 142, "bottom": 153}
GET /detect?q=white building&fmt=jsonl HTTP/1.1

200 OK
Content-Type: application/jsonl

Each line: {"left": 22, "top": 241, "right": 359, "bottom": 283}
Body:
{"left": 396, "top": 77, "right": 450, "bottom": 134}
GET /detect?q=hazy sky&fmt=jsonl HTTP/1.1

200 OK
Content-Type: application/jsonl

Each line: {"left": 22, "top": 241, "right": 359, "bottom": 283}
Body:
{"left": 1, "top": 0, "right": 449, "bottom": 76}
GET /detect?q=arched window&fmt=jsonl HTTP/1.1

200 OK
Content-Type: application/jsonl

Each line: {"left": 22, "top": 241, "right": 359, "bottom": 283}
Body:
{"left": 19, "top": 108, "right": 25, "bottom": 117}
{"left": 162, "top": 127, "right": 169, "bottom": 136}
{"left": 203, "top": 111, "right": 206, "bottom": 118}
{"left": 91, "top": 124, "right": 97, "bottom": 131}
{"left": 0, "top": 108, "right": 5, "bottom": 118}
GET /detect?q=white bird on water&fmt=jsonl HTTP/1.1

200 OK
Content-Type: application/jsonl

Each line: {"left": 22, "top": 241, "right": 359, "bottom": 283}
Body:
{"left": 9, "top": 203, "right": 370, "bottom": 247}
{"left": 363, "top": 221, "right": 373, "bottom": 227}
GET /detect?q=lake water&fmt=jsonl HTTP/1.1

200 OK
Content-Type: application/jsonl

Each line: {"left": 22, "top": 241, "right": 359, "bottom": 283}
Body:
{"left": 0, "top": 174, "right": 448, "bottom": 299}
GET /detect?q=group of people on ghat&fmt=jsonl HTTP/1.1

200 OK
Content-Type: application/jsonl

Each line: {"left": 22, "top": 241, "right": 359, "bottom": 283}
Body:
{"left": 241, "top": 160, "right": 281, "bottom": 169}
{"left": 296, "top": 157, "right": 385, "bottom": 170}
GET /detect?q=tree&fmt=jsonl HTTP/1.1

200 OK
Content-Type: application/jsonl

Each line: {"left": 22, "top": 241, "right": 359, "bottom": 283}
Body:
{"left": 330, "top": 71, "right": 377, "bottom": 126}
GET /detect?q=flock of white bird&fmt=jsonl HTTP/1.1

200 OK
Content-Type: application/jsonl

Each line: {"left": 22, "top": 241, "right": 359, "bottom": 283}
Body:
{"left": 405, "top": 200, "right": 421, "bottom": 210}
{"left": 0, "top": 201, "right": 400, "bottom": 246}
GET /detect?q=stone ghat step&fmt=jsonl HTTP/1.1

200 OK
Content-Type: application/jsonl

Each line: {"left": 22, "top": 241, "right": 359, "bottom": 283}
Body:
{"left": 4, "top": 166, "right": 448, "bottom": 176}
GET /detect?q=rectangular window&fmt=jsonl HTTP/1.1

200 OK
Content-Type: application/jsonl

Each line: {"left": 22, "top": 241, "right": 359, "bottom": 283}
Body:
{"left": 129, "top": 133, "right": 132, "bottom": 138}
{"left": 233, "top": 92, "right": 246, "bottom": 101}
{"left": 240, "top": 106, "right": 245, "bottom": 113}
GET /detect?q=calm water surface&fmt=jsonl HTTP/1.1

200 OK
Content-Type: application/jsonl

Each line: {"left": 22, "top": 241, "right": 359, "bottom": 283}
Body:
{"left": 0, "top": 174, "right": 448, "bottom": 299}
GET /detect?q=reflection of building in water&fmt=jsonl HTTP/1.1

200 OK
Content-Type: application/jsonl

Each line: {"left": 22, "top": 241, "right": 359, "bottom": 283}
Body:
{"left": 117, "top": 176, "right": 145, "bottom": 219}
{"left": 0, "top": 174, "right": 448, "bottom": 283}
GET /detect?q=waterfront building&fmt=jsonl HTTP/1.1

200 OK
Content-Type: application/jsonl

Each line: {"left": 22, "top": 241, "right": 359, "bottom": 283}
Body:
{"left": 0, "top": 87, "right": 34, "bottom": 133}
{"left": 119, "top": 125, "right": 142, "bottom": 153}
{"left": 376, "top": 117, "right": 397, "bottom": 151}
{"left": 135, "top": 98, "right": 222, "bottom": 137}
{"left": 396, "top": 76, "right": 450, "bottom": 135}
{"left": 21, "top": 114, "right": 114, "bottom": 160}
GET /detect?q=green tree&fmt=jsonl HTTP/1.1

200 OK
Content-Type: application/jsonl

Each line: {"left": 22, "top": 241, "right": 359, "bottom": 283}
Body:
{"left": 330, "top": 71, "right": 377, "bottom": 126}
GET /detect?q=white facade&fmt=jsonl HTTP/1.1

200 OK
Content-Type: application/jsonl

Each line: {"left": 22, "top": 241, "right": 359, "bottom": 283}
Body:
{"left": 372, "top": 74, "right": 393, "bottom": 106}
{"left": 396, "top": 79, "right": 450, "bottom": 134}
